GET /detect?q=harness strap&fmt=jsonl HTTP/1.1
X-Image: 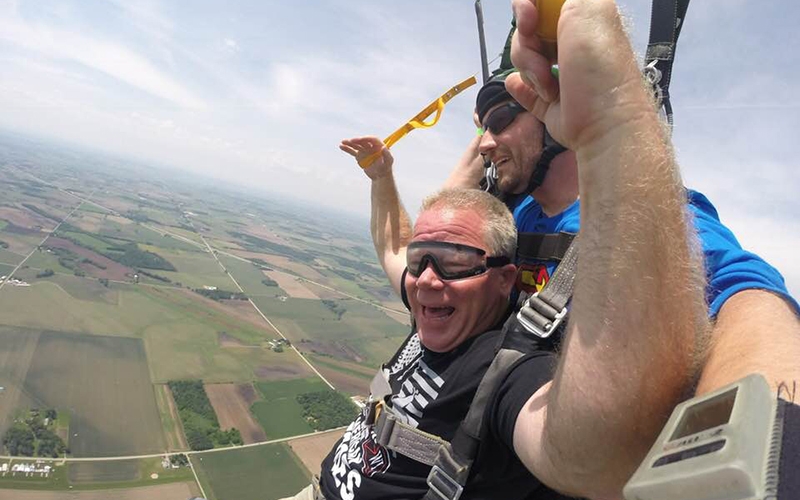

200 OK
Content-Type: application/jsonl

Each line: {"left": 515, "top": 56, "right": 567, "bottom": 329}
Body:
{"left": 517, "top": 231, "right": 575, "bottom": 262}
{"left": 645, "top": 0, "right": 691, "bottom": 126}
{"left": 517, "top": 235, "right": 578, "bottom": 338}
{"left": 421, "top": 347, "right": 527, "bottom": 500}
{"left": 374, "top": 410, "right": 448, "bottom": 466}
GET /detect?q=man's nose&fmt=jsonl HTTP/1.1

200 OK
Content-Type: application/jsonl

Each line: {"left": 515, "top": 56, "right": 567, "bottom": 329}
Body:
{"left": 416, "top": 263, "right": 445, "bottom": 289}
{"left": 478, "top": 130, "right": 497, "bottom": 155}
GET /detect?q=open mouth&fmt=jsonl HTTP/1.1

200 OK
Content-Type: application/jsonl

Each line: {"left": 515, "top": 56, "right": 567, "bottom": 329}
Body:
{"left": 422, "top": 306, "right": 455, "bottom": 321}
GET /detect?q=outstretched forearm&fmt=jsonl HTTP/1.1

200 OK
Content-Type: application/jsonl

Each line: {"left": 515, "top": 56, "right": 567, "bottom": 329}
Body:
{"left": 370, "top": 169, "right": 412, "bottom": 297}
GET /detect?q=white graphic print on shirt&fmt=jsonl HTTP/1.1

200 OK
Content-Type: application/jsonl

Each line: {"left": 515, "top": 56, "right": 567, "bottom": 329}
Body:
{"left": 328, "top": 334, "right": 444, "bottom": 499}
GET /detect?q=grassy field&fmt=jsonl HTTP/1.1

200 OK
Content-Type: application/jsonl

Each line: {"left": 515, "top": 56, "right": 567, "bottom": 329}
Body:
{"left": 22, "top": 249, "right": 77, "bottom": 275}
{"left": 21, "top": 331, "right": 165, "bottom": 457}
{"left": 250, "top": 378, "right": 333, "bottom": 440}
{"left": 249, "top": 295, "right": 408, "bottom": 367}
{"left": 218, "top": 254, "right": 286, "bottom": 297}
{"left": 0, "top": 458, "right": 194, "bottom": 492}
{"left": 154, "top": 384, "right": 188, "bottom": 452}
{"left": 192, "top": 443, "right": 310, "bottom": 500}
{"left": 0, "top": 327, "right": 42, "bottom": 438}
{"left": 0, "top": 263, "right": 16, "bottom": 276}
{"left": 140, "top": 245, "right": 233, "bottom": 290}
{"left": 0, "top": 248, "right": 23, "bottom": 266}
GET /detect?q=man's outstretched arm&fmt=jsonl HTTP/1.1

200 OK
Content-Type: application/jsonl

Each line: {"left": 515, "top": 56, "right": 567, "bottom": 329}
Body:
{"left": 340, "top": 137, "right": 411, "bottom": 297}
{"left": 506, "top": 0, "right": 708, "bottom": 498}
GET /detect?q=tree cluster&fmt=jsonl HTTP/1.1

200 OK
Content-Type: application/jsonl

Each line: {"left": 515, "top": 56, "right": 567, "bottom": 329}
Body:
{"left": 321, "top": 300, "right": 347, "bottom": 320}
{"left": 2, "top": 409, "right": 68, "bottom": 458}
{"left": 168, "top": 380, "right": 243, "bottom": 451}
{"left": 104, "top": 243, "right": 176, "bottom": 271}
{"left": 194, "top": 288, "right": 247, "bottom": 301}
{"left": 36, "top": 269, "right": 55, "bottom": 278}
{"left": 297, "top": 391, "right": 358, "bottom": 431}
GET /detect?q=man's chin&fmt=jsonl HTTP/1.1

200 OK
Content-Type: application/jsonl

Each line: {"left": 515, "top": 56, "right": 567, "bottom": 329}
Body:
{"left": 417, "top": 328, "right": 456, "bottom": 353}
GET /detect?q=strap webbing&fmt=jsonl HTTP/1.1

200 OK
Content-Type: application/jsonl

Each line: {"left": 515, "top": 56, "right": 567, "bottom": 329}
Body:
{"left": 517, "top": 231, "right": 575, "bottom": 262}
{"left": 517, "top": 235, "right": 578, "bottom": 338}
{"left": 645, "top": 0, "right": 691, "bottom": 126}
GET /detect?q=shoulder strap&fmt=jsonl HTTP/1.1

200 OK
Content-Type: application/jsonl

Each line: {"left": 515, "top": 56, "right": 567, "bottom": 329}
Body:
{"left": 517, "top": 231, "right": 575, "bottom": 262}
{"left": 644, "top": 0, "right": 691, "bottom": 126}
{"left": 516, "top": 235, "right": 578, "bottom": 338}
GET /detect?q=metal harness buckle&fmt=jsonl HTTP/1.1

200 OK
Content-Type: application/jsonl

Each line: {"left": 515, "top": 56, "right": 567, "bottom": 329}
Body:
{"left": 516, "top": 292, "right": 568, "bottom": 339}
{"left": 427, "top": 465, "right": 464, "bottom": 500}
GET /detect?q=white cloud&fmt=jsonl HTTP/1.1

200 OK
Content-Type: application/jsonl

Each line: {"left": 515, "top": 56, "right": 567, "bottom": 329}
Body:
{"left": 0, "top": 6, "right": 204, "bottom": 109}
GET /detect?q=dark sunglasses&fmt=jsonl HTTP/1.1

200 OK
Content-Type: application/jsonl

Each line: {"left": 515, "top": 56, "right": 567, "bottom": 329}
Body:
{"left": 480, "top": 102, "right": 525, "bottom": 135}
{"left": 406, "top": 241, "right": 511, "bottom": 281}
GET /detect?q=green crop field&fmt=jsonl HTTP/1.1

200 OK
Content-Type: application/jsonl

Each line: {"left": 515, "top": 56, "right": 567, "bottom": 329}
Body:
{"left": 192, "top": 443, "right": 310, "bottom": 500}
{"left": 250, "top": 378, "right": 332, "bottom": 439}
{"left": 20, "top": 331, "right": 165, "bottom": 457}
{"left": 249, "top": 295, "right": 408, "bottom": 367}
{"left": 0, "top": 327, "right": 42, "bottom": 438}
{"left": 0, "top": 248, "right": 23, "bottom": 266}
{"left": 218, "top": 254, "right": 286, "bottom": 297}
{"left": 22, "top": 249, "right": 76, "bottom": 275}
{"left": 0, "top": 263, "right": 15, "bottom": 276}
{"left": 68, "top": 460, "right": 140, "bottom": 484}
{"left": 140, "top": 246, "right": 233, "bottom": 289}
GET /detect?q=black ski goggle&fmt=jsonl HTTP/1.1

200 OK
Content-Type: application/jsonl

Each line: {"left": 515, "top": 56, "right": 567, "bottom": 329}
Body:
{"left": 480, "top": 102, "right": 525, "bottom": 136}
{"left": 406, "top": 241, "right": 511, "bottom": 281}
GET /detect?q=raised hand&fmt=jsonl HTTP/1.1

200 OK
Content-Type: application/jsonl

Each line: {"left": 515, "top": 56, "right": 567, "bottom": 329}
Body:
{"left": 507, "top": 0, "right": 651, "bottom": 153}
{"left": 339, "top": 136, "right": 394, "bottom": 180}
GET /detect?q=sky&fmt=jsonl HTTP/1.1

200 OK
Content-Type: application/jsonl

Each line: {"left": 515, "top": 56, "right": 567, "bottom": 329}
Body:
{"left": 0, "top": 0, "right": 798, "bottom": 296}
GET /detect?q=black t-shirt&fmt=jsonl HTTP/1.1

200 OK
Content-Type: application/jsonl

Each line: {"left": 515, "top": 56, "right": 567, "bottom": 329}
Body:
{"left": 318, "top": 329, "right": 561, "bottom": 499}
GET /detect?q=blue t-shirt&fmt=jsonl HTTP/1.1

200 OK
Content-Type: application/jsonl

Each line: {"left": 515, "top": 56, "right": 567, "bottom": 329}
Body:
{"left": 511, "top": 190, "right": 799, "bottom": 317}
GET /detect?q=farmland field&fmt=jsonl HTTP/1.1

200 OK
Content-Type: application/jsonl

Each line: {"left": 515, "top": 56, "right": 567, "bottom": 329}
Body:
{"left": 192, "top": 444, "right": 310, "bottom": 500}
{"left": 154, "top": 384, "right": 188, "bottom": 451}
{"left": 250, "top": 378, "right": 332, "bottom": 439}
{"left": 0, "top": 327, "right": 41, "bottom": 438}
{"left": 288, "top": 428, "right": 345, "bottom": 477}
{"left": 20, "top": 331, "right": 164, "bottom": 457}
{"left": 0, "top": 482, "right": 198, "bottom": 499}
{"left": 0, "top": 137, "right": 401, "bottom": 494}
{"left": 205, "top": 383, "right": 266, "bottom": 444}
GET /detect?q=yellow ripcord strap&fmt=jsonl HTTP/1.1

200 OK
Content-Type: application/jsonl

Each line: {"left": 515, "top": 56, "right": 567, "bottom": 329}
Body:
{"left": 358, "top": 75, "right": 478, "bottom": 169}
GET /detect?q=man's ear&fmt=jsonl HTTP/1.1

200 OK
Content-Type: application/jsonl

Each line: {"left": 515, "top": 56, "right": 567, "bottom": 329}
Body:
{"left": 497, "top": 264, "right": 518, "bottom": 295}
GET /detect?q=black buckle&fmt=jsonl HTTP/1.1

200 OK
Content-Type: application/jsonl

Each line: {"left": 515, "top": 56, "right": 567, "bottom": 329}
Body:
{"left": 427, "top": 465, "right": 464, "bottom": 500}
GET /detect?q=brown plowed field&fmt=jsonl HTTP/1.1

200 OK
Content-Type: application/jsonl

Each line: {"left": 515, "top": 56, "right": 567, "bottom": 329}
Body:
{"left": 0, "top": 481, "right": 197, "bottom": 500}
{"left": 231, "top": 251, "right": 327, "bottom": 281}
{"left": 254, "top": 364, "right": 310, "bottom": 380}
{"left": 288, "top": 429, "right": 345, "bottom": 476}
{"left": 0, "top": 207, "right": 56, "bottom": 231}
{"left": 315, "top": 364, "right": 370, "bottom": 397}
{"left": 263, "top": 270, "right": 319, "bottom": 299}
{"left": 45, "top": 237, "right": 132, "bottom": 280}
{"left": 205, "top": 383, "right": 267, "bottom": 444}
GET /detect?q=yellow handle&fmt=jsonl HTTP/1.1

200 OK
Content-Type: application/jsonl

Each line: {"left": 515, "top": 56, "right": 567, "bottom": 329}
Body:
{"left": 358, "top": 76, "right": 477, "bottom": 169}
{"left": 535, "top": 0, "right": 566, "bottom": 62}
